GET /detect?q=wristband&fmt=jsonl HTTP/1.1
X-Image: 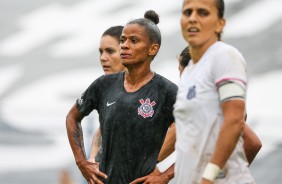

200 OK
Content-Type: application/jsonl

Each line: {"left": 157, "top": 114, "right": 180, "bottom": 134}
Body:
{"left": 156, "top": 162, "right": 166, "bottom": 173}
{"left": 202, "top": 162, "right": 221, "bottom": 182}
{"left": 156, "top": 151, "right": 176, "bottom": 172}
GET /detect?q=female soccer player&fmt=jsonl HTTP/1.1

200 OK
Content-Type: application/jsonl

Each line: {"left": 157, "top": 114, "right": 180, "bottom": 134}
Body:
{"left": 66, "top": 10, "right": 176, "bottom": 184}
{"left": 174, "top": 0, "right": 257, "bottom": 183}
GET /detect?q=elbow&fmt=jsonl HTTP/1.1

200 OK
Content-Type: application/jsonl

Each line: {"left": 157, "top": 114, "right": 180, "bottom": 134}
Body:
{"left": 254, "top": 137, "right": 262, "bottom": 152}
{"left": 232, "top": 118, "right": 245, "bottom": 133}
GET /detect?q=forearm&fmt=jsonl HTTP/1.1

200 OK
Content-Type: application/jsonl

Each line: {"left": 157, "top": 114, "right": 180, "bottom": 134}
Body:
{"left": 210, "top": 119, "right": 244, "bottom": 168}
{"left": 66, "top": 107, "right": 86, "bottom": 163}
{"left": 158, "top": 123, "right": 176, "bottom": 162}
{"left": 242, "top": 124, "right": 262, "bottom": 165}
{"left": 210, "top": 100, "right": 245, "bottom": 168}
{"left": 88, "top": 129, "right": 101, "bottom": 162}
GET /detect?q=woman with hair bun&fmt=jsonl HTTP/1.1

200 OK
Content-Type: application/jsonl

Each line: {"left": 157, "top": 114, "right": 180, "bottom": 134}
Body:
{"left": 66, "top": 10, "right": 176, "bottom": 184}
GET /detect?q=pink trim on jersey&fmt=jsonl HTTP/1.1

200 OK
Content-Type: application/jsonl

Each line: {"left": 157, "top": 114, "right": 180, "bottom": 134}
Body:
{"left": 215, "top": 78, "right": 246, "bottom": 87}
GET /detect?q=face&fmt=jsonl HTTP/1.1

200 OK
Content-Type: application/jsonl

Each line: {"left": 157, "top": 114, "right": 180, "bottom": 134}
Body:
{"left": 119, "top": 24, "right": 158, "bottom": 67}
{"left": 99, "top": 35, "right": 126, "bottom": 74}
{"left": 181, "top": 0, "right": 225, "bottom": 48}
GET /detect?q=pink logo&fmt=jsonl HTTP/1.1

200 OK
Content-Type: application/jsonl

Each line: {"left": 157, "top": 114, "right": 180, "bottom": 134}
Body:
{"left": 138, "top": 98, "right": 156, "bottom": 118}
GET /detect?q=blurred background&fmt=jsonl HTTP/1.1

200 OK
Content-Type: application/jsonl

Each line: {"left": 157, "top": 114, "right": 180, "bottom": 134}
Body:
{"left": 0, "top": 0, "right": 282, "bottom": 183}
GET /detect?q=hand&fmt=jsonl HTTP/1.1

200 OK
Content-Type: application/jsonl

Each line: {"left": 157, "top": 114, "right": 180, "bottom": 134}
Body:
{"left": 76, "top": 160, "right": 107, "bottom": 184}
{"left": 201, "top": 178, "right": 213, "bottom": 184}
{"left": 87, "top": 157, "right": 96, "bottom": 163}
{"left": 130, "top": 167, "right": 170, "bottom": 184}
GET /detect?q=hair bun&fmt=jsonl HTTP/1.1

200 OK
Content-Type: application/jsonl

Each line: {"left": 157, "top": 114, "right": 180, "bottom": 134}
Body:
{"left": 144, "top": 10, "right": 159, "bottom": 25}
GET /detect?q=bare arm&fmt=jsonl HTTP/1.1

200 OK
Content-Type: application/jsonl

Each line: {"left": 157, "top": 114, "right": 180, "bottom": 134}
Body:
{"left": 242, "top": 123, "right": 262, "bottom": 165}
{"left": 202, "top": 100, "right": 245, "bottom": 184}
{"left": 66, "top": 104, "right": 86, "bottom": 163}
{"left": 157, "top": 123, "right": 176, "bottom": 162}
{"left": 88, "top": 128, "right": 102, "bottom": 163}
{"left": 66, "top": 104, "right": 106, "bottom": 184}
{"left": 203, "top": 99, "right": 245, "bottom": 184}
{"left": 130, "top": 164, "right": 175, "bottom": 184}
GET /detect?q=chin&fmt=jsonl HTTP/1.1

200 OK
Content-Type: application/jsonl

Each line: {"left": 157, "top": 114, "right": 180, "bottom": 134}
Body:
{"left": 121, "top": 61, "right": 130, "bottom": 67}
{"left": 187, "top": 39, "right": 203, "bottom": 48}
{"left": 104, "top": 71, "right": 112, "bottom": 75}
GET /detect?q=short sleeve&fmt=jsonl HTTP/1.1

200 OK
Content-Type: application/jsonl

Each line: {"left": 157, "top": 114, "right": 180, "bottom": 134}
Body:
{"left": 76, "top": 77, "right": 102, "bottom": 117}
{"left": 164, "top": 82, "right": 178, "bottom": 126}
{"left": 212, "top": 45, "right": 247, "bottom": 88}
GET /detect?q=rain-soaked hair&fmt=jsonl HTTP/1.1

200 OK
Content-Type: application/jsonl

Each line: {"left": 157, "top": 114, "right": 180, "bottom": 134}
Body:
{"left": 179, "top": 46, "right": 191, "bottom": 68}
{"left": 216, "top": 0, "right": 225, "bottom": 19}
{"left": 102, "top": 25, "right": 124, "bottom": 42}
{"left": 215, "top": 0, "right": 225, "bottom": 40}
{"left": 126, "top": 10, "right": 161, "bottom": 47}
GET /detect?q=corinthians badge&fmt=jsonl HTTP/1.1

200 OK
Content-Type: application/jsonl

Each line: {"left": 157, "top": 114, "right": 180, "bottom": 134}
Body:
{"left": 138, "top": 98, "right": 156, "bottom": 118}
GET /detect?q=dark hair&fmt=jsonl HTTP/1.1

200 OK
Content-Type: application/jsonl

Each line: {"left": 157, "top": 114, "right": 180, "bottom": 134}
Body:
{"left": 216, "top": 0, "right": 225, "bottom": 18}
{"left": 215, "top": 0, "right": 225, "bottom": 40}
{"left": 179, "top": 46, "right": 191, "bottom": 68}
{"left": 126, "top": 10, "right": 161, "bottom": 47}
{"left": 102, "top": 25, "right": 124, "bottom": 42}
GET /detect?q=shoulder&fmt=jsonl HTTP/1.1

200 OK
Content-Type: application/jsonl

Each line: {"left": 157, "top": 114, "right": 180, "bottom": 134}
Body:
{"left": 101, "top": 72, "right": 123, "bottom": 80}
{"left": 94, "top": 72, "right": 123, "bottom": 85}
{"left": 85, "top": 72, "right": 122, "bottom": 93}
{"left": 207, "top": 42, "right": 246, "bottom": 69}
{"left": 212, "top": 42, "right": 244, "bottom": 61}
{"left": 154, "top": 73, "right": 178, "bottom": 92}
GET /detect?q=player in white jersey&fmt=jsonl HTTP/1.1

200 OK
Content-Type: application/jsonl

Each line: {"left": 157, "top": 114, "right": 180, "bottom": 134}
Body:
{"left": 174, "top": 0, "right": 256, "bottom": 183}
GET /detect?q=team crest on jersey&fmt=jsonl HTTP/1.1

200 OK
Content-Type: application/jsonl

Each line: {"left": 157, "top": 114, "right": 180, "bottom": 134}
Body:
{"left": 187, "top": 85, "right": 196, "bottom": 100}
{"left": 138, "top": 98, "right": 156, "bottom": 118}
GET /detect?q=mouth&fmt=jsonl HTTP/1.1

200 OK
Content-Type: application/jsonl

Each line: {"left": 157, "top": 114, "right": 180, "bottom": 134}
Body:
{"left": 120, "top": 53, "right": 131, "bottom": 59}
{"left": 187, "top": 27, "right": 200, "bottom": 35}
{"left": 102, "top": 65, "right": 111, "bottom": 71}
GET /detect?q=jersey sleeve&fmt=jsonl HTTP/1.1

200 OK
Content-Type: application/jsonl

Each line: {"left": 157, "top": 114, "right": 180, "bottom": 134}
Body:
{"left": 76, "top": 77, "right": 102, "bottom": 117}
{"left": 164, "top": 82, "right": 178, "bottom": 126}
{"left": 211, "top": 46, "right": 248, "bottom": 102}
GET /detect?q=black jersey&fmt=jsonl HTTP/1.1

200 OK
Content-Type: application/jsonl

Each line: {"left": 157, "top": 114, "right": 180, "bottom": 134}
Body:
{"left": 76, "top": 72, "right": 177, "bottom": 183}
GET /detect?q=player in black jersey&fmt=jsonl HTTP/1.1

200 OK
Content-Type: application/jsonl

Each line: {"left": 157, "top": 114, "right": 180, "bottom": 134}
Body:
{"left": 66, "top": 10, "right": 176, "bottom": 184}
{"left": 88, "top": 25, "right": 126, "bottom": 165}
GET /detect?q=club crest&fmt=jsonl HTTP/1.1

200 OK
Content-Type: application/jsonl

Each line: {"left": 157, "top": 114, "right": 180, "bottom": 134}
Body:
{"left": 187, "top": 85, "right": 196, "bottom": 100}
{"left": 138, "top": 98, "right": 156, "bottom": 118}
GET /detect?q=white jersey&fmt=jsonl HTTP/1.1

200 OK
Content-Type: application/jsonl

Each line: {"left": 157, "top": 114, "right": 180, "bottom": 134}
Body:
{"left": 174, "top": 42, "right": 255, "bottom": 184}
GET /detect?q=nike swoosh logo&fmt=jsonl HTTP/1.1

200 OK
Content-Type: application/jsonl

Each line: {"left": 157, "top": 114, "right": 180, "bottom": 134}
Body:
{"left": 106, "top": 101, "right": 116, "bottom": 106}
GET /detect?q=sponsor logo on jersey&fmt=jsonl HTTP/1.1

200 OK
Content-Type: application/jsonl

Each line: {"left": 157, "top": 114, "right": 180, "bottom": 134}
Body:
{"left": 106, "top": 101, "right": 116, "bottom": 106}
{"left": 187, "top": 85, "right": 196, "bottom": 100}
{"left": 138, "top": 98, "right": 156, "bottom": 118}
{"left": 77, "top": 93, "right": 84, "bottom": 105}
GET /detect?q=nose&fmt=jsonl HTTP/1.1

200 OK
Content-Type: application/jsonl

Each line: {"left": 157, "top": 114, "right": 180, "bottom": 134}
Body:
{"left": 189, "top": 11, "right": 197, "bottom": 24}
{"left": 100, "top": 52, "right": 108, "bottom": 62}
{"left": 120, "top": 40, "right": 129, "bottom": 50}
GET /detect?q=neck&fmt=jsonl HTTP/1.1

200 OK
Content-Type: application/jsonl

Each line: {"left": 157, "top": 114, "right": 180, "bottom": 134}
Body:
{"left": 124, "top": 66, "right": 154, "bottom": 92}
{"left": 190, "top": 40, "right": 218, "bottom": 64}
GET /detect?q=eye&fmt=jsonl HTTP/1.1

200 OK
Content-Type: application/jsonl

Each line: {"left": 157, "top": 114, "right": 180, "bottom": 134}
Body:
{"left": 106, "top": 48, "right": 115, "bottom": 54}
{"left": 120, "top": 38, "right": 125, "bottom": 44}
{"left": 99, "top": 49, "right": 103, "bottom": 55}
{"left": 198, "top": 9, "right": 209, "bottom": 17}
{"left": 183, "top": 9, "right": 192, "bottom": 17}
{"left": 131, "top": 38, "right": 139, "bottom": 44}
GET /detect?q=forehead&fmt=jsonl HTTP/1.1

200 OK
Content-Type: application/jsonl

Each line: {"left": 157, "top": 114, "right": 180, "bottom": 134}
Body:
{"left": 121, "top": 24, "right": 147, "bottom": 38}
{"left": 100, "top": 35, "right": 119, "bottom": 46}
{"left": 183, "top": 0, "right": 217, "bottom": 10}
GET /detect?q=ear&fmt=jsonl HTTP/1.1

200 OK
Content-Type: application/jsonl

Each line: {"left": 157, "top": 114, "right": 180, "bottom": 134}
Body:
{"left": 215, "top": 18, "right": 226, "bottom": 35}
{"left": 148, "top": 43, "right": 160, "bottom": 56}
